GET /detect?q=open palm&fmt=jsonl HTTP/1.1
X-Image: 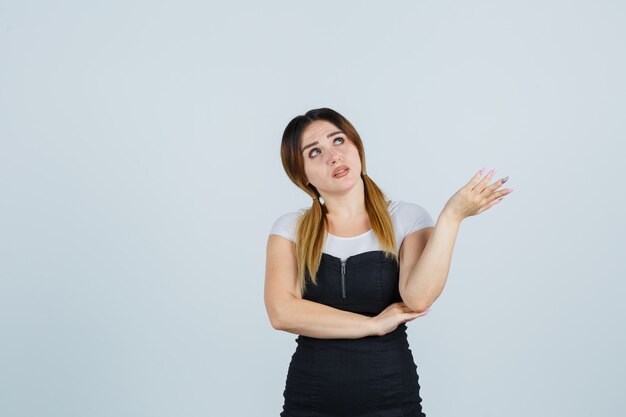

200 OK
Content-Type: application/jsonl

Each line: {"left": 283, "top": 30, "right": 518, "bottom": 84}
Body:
{"left": 443, "top": 168, "right": 513, "bottom": 222}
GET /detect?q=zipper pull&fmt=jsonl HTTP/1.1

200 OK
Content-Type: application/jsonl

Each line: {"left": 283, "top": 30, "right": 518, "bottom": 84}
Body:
{"left": 341, "top": 259, "right": 346, "bottom": 299}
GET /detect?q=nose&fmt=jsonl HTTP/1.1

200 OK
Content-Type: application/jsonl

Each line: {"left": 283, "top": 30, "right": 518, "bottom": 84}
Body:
{"left": 327, "top": 149, "right": 341, "bottom": 166}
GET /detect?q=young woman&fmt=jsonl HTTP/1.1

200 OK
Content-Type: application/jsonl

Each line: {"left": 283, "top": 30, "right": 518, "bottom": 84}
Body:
{"left": 264, "top": 108, "right": 513, "bottom": 416}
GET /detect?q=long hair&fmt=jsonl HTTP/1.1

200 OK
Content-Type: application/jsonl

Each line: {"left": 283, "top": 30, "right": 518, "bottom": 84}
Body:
{"left": 280, "top": 108, "right": 398, "bottom": 297}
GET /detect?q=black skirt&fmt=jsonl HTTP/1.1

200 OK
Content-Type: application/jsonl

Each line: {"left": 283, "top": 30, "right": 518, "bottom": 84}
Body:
{"left": 280, "top": 251, "right": 427, "bottom": 417}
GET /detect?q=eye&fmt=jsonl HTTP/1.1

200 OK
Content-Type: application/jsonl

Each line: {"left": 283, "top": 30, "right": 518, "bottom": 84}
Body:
{"left": 308, "top": 137, "right": 345, "bottom": 158}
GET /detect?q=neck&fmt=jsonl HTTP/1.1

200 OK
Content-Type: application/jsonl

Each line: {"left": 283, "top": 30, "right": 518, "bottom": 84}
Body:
{"left": 320, "top": 177, "right": 367, "bottom": 220}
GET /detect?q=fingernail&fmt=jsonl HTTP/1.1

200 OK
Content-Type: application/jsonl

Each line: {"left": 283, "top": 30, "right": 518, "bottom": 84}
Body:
{"left": 502, "top": 176, "right": 509, "bottom": 184}
{"left": 489, "top": 168, "right": 496, "bottom": 176}
{"left": 479, "top": 166, "right": 485, "bottom": 175}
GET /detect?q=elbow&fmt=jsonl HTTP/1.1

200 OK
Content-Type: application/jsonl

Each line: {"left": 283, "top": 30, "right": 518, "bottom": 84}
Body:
{"left": 402, "top": 293, "right": 430, "bottom": 314}
{"left": 267, "top": 305, "right": 287, "bottom": 331}
{"left": 267, "top": 296, "right": 299, "bottom": 331}
{"left": 269, "top": 313, "right": 285, "bottom": 331}
{"left": 409, "top": 302, "right": 430, "bottom": 314}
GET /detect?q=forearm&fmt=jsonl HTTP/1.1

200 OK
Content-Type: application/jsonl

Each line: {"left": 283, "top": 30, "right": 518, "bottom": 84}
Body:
{"left": 274, "top": 297, "right": 376, "bottom": 339}
{"left": 402, "top": 211, "right": 461, "bottom": 312}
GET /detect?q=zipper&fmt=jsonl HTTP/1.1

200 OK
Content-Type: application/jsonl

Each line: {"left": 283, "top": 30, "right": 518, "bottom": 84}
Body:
{"left": 340, "top": 258, "right": 347, "bottom": 298}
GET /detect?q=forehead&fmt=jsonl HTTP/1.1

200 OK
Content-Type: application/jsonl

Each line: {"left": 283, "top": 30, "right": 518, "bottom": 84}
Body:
{"left": 301, "top": 120, "right": 342, "bottom": 145}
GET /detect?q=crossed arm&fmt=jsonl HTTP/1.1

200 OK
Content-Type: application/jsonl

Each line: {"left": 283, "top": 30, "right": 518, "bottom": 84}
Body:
{"left": 265, "top": 211, "right": 462, "bottom": 338}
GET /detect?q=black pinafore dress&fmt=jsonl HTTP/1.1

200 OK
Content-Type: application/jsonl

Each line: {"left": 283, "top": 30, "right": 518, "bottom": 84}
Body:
{"left": 280, "top": 250, "right": 426, "bottom": 417}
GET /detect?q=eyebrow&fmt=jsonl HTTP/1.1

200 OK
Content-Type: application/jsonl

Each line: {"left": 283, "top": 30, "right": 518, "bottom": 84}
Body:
{"left": 301, "top": 130, "right": 344, "bottom": 153}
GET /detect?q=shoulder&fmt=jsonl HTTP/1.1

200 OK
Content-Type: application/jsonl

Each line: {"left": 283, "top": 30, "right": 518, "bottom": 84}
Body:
{"left": 389, "top": 200, "right": 435, "bottom": 235}
{"left": 268, "top": 207, "right": 308, "bottom": 243}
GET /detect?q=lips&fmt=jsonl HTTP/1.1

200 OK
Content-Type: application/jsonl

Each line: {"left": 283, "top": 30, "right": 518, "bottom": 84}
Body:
{"left": 332, "top": 165, "right": 349, "bottom": 177}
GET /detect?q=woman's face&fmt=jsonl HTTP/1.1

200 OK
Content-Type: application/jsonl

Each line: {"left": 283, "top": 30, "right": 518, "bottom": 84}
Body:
{"left": 300, "top": 120, "right": 362, "bottom": 196}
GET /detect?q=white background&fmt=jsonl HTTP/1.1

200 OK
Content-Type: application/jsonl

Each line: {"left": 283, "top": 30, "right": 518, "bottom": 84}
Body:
{"left": 1, "top": 1, "right": 624, "bottom": 416}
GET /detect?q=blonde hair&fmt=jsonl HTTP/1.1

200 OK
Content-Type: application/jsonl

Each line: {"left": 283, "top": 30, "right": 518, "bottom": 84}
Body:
{"left": 280, "top": 108, "right": 398, "bottom": 297}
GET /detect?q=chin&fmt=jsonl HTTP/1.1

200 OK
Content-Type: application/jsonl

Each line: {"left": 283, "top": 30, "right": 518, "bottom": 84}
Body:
{"left": 336, "top": 178, "right": 359, "bottom": 191}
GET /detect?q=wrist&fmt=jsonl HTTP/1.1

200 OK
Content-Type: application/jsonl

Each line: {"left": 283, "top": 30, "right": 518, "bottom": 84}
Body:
{"left": 439, "top": 209, "right": 463, "bottom": 225}
{"left": 363, "top": 316, "right": 380, "bottom": 337}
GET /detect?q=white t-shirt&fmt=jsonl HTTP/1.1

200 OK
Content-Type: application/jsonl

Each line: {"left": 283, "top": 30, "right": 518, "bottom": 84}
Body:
{"left": 269, "top": 200, "right": 435, "bottom": 261}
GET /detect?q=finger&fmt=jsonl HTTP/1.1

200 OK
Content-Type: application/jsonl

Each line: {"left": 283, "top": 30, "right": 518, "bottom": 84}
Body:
{"left": 476, "top": 186, "right": 513, "bottom": 210}
{"left": 478, "top": 168, "right": 497, "bottom": 193}
{"left": 468, "top": 167, "right": 486, "bottom": 188}
{"left": 485, "top": 187, "right": 513, "bottom": 202}
{"left": 403, "top": 313, "right": 423, "bottom": 322}
{"left": 495, "top": 187, "right": 513, "bottom": 198}
{"left": 485, "top": 176, "right": 510, "bottom": 196}
{"left": 473, "top": 167, "right": 496, "bottom": 193}
{"left": 410, "top": 311, "right": 426, "bottom": 318}
{"left": 476, "top": 195, "right": 504, "bottom": 214}
{"left": 410, "top": 309, "right": 429, "bottom": 317}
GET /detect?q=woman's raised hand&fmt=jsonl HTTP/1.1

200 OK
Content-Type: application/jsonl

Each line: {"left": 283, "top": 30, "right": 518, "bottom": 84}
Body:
{"left": 442, "top": 167, "right": 513, "bottom": 223}
{"left": 369, "top": 302, "right": 430, "bottom": 337}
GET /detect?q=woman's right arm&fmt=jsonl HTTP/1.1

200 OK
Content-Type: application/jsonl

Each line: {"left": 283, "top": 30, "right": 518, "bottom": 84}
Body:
{"left": 264, "top": 234, "right": 428, "bottom": 338}
{"left": 264, "top": 234, "right": 378, "bottom": 339}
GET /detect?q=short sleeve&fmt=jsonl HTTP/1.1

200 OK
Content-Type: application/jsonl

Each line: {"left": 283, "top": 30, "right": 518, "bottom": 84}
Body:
{"left": 400, "top": 201, "right": 435, "bottom": 236}
{"left": 268, "top": 209, "right": 306, "bottom": 243}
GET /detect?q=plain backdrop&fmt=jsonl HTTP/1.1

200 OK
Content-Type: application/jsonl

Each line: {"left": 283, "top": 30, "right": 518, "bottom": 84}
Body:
{"left": 1, "top": 1, "right": 624, "bottom": 416}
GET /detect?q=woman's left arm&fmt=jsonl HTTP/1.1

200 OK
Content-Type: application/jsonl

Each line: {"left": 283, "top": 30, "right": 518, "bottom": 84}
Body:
{"left": 399, "top": 168, "right": 513, "bottom": 312}
{"left": 399, "top": 213, "right": 461, "bottom": 313}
